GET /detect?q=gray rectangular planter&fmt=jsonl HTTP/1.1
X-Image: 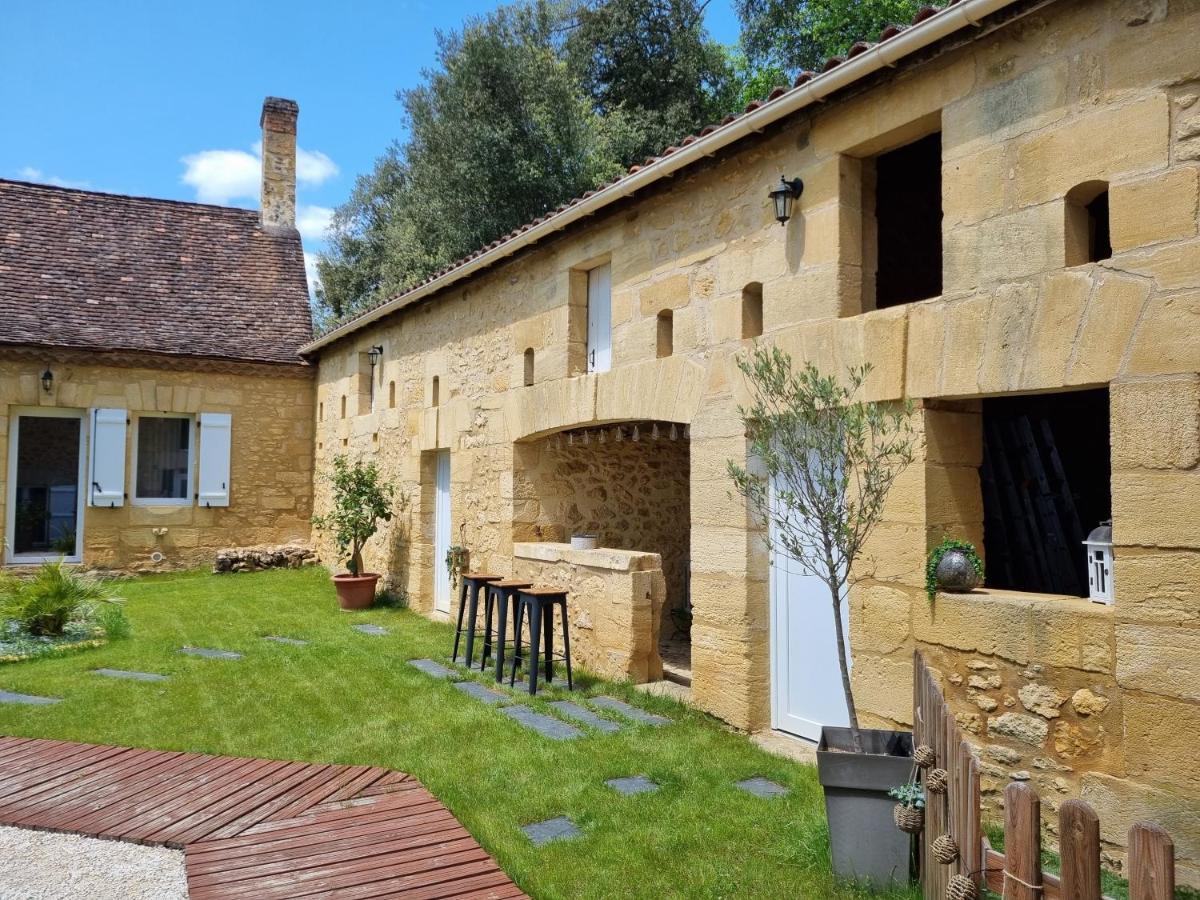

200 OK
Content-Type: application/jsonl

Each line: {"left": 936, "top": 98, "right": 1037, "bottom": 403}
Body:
{"left": 817, "top": 726, "right": 915, "bottom": 886}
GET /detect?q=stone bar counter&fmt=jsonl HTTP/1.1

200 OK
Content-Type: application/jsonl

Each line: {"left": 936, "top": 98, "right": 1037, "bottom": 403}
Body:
{"left": 512, "top": 542, "right": 665, "bottom": 683}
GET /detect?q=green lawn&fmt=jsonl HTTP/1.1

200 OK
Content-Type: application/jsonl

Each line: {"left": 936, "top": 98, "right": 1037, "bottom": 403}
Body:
{"left": 0, "top": 567, "right": 918, "bottom": 900}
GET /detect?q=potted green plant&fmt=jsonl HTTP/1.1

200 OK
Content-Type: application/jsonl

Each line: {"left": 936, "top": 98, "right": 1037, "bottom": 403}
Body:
{"left": 926, "top": 538, "right": 984, "bottom": 600}
{"left": 729, "top": 349, "right": 917, "bottom": 885}
{"left": 312, "top": 455, "right": 399, "bottom": 610}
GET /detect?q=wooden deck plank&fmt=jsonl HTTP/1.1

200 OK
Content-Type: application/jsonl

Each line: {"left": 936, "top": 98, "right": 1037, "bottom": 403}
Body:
{"left": 0, "top": 737, "right": 522, "bottom": 899}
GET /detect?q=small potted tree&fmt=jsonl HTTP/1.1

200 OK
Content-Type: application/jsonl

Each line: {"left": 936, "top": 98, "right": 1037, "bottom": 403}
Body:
{"left": 728, "top": 348, "right": 917, "bottom": 884}
{"left": 312, "top": 455, "right": 398, "bottom": 610}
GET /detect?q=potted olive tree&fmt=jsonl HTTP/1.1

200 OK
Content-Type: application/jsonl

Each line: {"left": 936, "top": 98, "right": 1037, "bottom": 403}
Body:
{"left": 728, "top": 348, "right": 917, "bottom": 884}
{"left": 312, "top": 455, "right": 399, "bottom": 610}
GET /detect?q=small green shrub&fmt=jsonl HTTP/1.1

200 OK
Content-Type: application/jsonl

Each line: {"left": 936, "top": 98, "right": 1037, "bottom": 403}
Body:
{"left": 96, "top": 601, "right": 131, "bottom": 639}
{"left": 2, "top": 561, "right": 107, "bottom": 636}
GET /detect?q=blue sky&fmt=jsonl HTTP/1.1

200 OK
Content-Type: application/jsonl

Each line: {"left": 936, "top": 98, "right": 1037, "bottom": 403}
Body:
{"left": 0, "top": 0, "right": 740, "bottom": 284}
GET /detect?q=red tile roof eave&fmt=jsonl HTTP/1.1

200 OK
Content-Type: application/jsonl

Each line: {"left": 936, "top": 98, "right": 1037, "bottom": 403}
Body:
{"left": 302, "top": 0, "right": 1029, "bottom": 356}
{"left": 0, "top": 340, "right": 312, "bottom": 369}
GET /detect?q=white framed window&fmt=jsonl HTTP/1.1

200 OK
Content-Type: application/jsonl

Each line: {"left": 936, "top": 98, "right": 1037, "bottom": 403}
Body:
{"left": 133, "top": 414, "right": 193, "bottom": 506}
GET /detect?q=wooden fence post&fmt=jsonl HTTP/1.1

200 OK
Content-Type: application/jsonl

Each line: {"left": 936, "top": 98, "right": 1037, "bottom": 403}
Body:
{"left": 1003, "top": 782, "right": 1042, "bottom": 900}
{"left": 1128, "top": 822, "right": 1174, "bottom": 900}
{"left": 1059, "top": 799, "right": 1101, "bottom": 900}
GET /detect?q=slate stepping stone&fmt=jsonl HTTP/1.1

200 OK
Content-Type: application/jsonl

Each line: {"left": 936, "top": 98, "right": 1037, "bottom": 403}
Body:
{"left": 0, "top": 689, "right": 60, "bottom": 706}
{"left": 453, "top": 681, "right": 510, "bottom": 705}
{"left": 263, "top": 635, "right": 308, "bottom": 646}
{"left": 521, "top": 816, "right": 582, "bottom": 846}
{"left": 500, "top": 705, "right": 582, "bottom": 741}
{"left": 549, "top": 700, "right": 621, "bottom": 734}
{"left": 605, "top": 775, "right": 659, "bottom": 796}
{"left": 408, "top": 659, "right": 460, "bottom": 680}
{"left": 179, "top": 647, "right": 242, "bottom": 660}
{"left": 352, "top": 624, "right": 388, "bottom": 636}
{"left": 734, "top": 776, "right": 789, "bottom": 799}
{"left": 93, "top": 669, "right": 168, "bottom": 683}
{"left": 588, "top": 696, "right": 669, "bottom": 726}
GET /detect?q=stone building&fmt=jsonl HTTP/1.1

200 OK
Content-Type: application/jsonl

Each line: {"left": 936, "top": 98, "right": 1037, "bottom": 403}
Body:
{"left": 0, "top": 98, "right": 315, "bottom": 571}
{"left": 305, "top": 0, "right": 1200, "bottom": 879}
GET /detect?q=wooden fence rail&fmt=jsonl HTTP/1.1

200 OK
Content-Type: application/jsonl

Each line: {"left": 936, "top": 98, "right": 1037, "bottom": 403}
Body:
{"left": 913, "top": 652, "right": 1177, "bottom": 900}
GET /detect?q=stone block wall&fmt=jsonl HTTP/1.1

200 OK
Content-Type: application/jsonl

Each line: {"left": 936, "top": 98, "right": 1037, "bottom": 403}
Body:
{"left": 312, "top": 0, "right": 1200, "bottom": 879}
{"left": 511, "top": 542, "right": 665, "bottom": 682}
{"left": 0, "top": 354, "right": 315, "bottom": 572}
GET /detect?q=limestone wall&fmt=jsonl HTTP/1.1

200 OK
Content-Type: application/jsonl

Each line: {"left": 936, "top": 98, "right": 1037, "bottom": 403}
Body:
{"left": 312, "top": 0, "right": 1200, "bottom": 879}
{"left": 511, "top": 542, "right": 665, "bottom": 682}
{"left": 512, "top": 429, "right": 689, "bottom": 638}
{"left": 0, "top": 354, "right": 314, "bottom": 571}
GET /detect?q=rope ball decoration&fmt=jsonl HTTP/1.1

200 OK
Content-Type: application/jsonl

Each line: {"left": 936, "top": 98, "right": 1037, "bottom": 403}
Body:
{"left": 926, "top": 767, "right": 949, "bottom": 794}
{"left": 932, "top": 833, "right": 960, "bottom": 865}
{"left": 913, "top": 744, "right": 936, "bottom": 768}
{"left": 945, "top": 873, "right": 979, "bottom": 900}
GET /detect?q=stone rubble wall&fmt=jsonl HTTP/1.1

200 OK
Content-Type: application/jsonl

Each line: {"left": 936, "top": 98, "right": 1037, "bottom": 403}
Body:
{"left": 213, "top": 542, "right": 317, "bottom": 574}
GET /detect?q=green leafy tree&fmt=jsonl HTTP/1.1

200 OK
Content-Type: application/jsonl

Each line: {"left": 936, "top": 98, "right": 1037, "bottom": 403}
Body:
{"left": 565, "top": 0, "right": 736, "bottom": 165}
{"left": 734, "top": 0, "right": 923, "bottom": 77}
{"left": 312, "top": 455, "right": 401, "bottom": 576}
{"left": 317, "top": 1, "right": 620, "bottom": 321}
{"left": 727, "top": 348, "right": 916, "bottom": 750}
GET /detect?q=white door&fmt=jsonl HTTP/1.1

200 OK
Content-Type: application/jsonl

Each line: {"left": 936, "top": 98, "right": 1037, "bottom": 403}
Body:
{"left": 586, "top": 263, "right": 612, "bottom": 373}
{"left": 433, "top": 451, "right": 452, "bottom": 614}
{"left": 5, "top": 408, "right": 87, "bottom": 564}
{"left": 769, "top": 490, "right": 850, "bottom": 742}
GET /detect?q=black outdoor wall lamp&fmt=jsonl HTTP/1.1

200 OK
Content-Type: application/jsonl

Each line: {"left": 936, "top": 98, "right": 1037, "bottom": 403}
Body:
{"left": 769, "top": 176, "right": 804, "bottom": 225}
{"left": 367, "top": 345, "right": 384, "bottom": 368}
{"left": 41, "top": 367, "right": 53, "bottom": 393}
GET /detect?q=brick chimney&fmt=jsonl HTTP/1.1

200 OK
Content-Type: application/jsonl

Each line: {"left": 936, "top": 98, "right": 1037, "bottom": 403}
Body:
{"left": 259, "top": 97, "right": 299, "bottom": 231}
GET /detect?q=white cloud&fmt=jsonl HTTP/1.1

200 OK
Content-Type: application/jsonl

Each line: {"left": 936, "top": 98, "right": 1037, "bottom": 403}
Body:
{"left": 304, "top": 251, "right": 322, "bottom": 301}
{"left": 296, "top": 204, "right": 334, "bottom": 242}
{"left": 181, "top": 144, "right": 338, "bottom": 206}
{"left": 18, "top": 166, "right": 90, "bottom": 190}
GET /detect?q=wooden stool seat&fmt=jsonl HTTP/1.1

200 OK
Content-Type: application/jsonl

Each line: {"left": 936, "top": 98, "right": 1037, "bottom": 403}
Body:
{"left": 463, "top": 572, "right": 501, "bottom": 581}
{"left": 520, "top": 587, "right": 567, "bottom": 596}
{"left": 479, "top": 579, "right": 534, "bottom": 682}
{"left": 490, "top": 579, "right": 533, "bottom": 588}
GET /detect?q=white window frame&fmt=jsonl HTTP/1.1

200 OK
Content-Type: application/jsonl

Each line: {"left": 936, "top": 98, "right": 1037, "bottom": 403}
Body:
{"left": 131, "top": 413, "right": 194, "bottom": 507}
{"left": 5, "top": 407, "right": 87, "bottom": 565}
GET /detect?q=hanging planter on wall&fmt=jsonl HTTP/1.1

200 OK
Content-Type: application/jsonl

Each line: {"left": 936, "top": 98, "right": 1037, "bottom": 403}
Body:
{"left": 914, "top": 744, "right": 936, "bottom": 769}
{"left": 946, "top": 873, "right": 979, "bottom": 900}
{"left": 893, "top": 803, "right": 925, "bottom": 834}
{"left": 926, "top": 767, "right": 949, "bottom": 794}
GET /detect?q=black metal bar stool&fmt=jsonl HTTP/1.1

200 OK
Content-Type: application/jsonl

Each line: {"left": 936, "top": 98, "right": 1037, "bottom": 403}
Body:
{"left": 509, "top": 587, "right": 573, "bottom": 695}
{"left": 452, "top": 572, "right": 501, "bottom": 666}
{"left": 480, "top": 579, "right": 531, "bottom": 682}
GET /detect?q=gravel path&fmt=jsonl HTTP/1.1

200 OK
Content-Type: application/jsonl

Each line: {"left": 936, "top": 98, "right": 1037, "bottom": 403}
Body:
{"left": 0, "top": 827, "right": 187, "bottom": 899}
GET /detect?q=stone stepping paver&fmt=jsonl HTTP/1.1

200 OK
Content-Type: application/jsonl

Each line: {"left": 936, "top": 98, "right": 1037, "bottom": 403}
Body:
{"left": 521, "top": 816, "right": 582, "bottom": 846}
{"left": 500, "top": 705, "right": 582, "bottom": 741}
{"left": 352, "top": 624, "right": 388, "bottom": 636}
{"left": 605, "top": 775, "right": 659, "bottom": 796}
{"left": 263, "top": 635, "right": 308, "bottom": 646}
{"left": 93, "top": 669, "right": 168, "bottom": 683}
{"left": 734, "top": 776, "right": 789, "bottom": 799}
{"left": 588, "top": 696, "right": 669, "bottom": 726}
{"left": 453, "top": 681, "right": 510, "bottom": 705}
{"left": 0, "top": 689, "right": 61, "bottom": 706}
{"left": 408, "top": 659, "right": 460, "bottom": 679}
{"left": 179, "top": 647, "right": 242, "bottom": 660}
{"left": 548, "top": 700, "right": 621, "bottom": 734}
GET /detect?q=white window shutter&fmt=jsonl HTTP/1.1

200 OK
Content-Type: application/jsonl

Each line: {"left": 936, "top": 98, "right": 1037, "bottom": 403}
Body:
{"left": 89, "top": 408, "right": 127, "bottom": 507}
{"left": 197, "top": 413, "right": 232, "bottom": 508}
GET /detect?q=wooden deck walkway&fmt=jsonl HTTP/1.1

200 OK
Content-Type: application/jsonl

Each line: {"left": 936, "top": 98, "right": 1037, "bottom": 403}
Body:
{"left": 0, "top": 736, "right": 524, "bottom": 899}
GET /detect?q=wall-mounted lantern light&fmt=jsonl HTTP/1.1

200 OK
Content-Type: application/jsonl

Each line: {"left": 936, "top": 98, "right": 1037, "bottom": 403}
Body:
{"left": 367, "top": 345, "right": 384, "bottom": 368}
{"left": 769, "top": 176, "right": 804, "bottom": 225}
{"left": 1083, "top": 521, "right": 1114, "bottom": 604}
{"left": 41, "top": 368, "right": 53, "bottom": 393}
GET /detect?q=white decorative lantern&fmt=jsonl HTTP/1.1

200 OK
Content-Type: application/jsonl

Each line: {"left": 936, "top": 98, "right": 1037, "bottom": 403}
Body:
{"left": 1082, "top": 522, "right": 1113, "bottom": 604}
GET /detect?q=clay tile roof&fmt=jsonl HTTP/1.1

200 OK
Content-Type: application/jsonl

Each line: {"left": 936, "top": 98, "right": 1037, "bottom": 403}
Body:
{"left": 0, "top": 179, "right": 312, "bottom": 365}
{"left": 847, "top": 41, "right": 873, "bottom": 58}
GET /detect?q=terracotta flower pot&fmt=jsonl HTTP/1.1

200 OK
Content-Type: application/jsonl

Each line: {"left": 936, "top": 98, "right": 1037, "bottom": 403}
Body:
{"left": 332, "top": 573, "right": 380, "bottom": 610}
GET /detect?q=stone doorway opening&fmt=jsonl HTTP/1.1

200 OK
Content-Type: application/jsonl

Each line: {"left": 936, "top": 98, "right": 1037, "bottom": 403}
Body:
{"left": 512, "top": 420, "right": 691, "bottom": 684}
